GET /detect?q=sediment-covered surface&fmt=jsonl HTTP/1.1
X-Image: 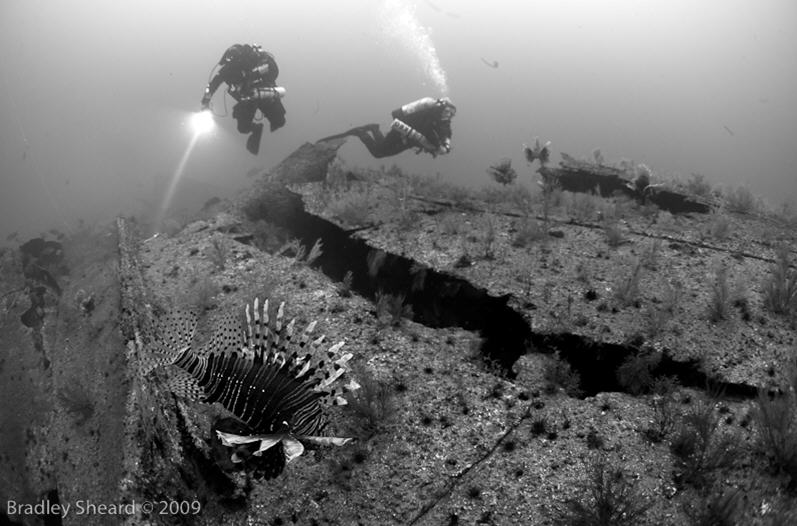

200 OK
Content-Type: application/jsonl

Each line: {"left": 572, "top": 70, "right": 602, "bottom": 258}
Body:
{"left": 1, "top": 226, "right": 129, "bottom": 525}
{"left": 297, "top": 165, "right": 797, "bottom": 392}
{"left": 2, "top": 141, "right": 796, "bottom": 525}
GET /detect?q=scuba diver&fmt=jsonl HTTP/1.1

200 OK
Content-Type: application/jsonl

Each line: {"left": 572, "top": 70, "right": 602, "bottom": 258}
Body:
{"left": 318, "top": 97, "right": 456, "bottom": 158}
{"left": 200, "top": 43, "right": 286, "bottom": 155}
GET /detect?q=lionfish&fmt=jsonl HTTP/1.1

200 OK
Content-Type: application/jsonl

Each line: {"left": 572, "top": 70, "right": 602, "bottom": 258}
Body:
{"left": 487, "top": 158, "right": 517, "bottom": 185}
{"left": 142, "top": 297, "right": 359, "bottom": 478}
{"left": 523, "top": 137, "right": 551, "bottom": 166}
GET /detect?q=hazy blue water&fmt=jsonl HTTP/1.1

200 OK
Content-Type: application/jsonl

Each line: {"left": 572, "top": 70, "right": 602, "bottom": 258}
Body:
{"left": 1, "top": 0, "right": 795, "bottom": 241}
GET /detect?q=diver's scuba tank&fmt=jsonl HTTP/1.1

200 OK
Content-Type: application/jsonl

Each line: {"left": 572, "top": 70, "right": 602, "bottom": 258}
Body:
{"left": 247, "top": 86, "right": 286, "bottom": 102}
{"left": 390, "top": 119, "right": 435, "bottom": 152}
{"left": 392, "top": 97, "right": 438, "bottom": 119}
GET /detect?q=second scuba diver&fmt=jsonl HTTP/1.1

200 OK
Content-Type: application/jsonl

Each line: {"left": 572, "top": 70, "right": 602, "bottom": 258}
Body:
{"left": 201, "top": 43, "right": 287, "bottom": 155}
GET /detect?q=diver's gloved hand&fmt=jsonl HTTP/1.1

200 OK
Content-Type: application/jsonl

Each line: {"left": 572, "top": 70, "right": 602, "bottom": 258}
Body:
{"left": 200, "top": 87, "right": 212, "bottom": 109}
{"left": 417, "top": 143, "right": 440, "bottom": 158}
{"left": 414, "top": 135, "right": 436, "bottom": 155}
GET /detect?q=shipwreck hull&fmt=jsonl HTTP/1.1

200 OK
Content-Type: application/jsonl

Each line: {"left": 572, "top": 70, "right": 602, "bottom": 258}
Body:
{"left": 540, "top": 153, "right": 712, "bottom": 214}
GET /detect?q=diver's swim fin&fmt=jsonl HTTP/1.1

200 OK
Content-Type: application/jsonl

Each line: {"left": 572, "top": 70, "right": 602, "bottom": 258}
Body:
{"left": 317, "top": 124, "right": 378, "bottom": 143}
{"left": 246, "top": 123, "right": 264, "bottom": 155}
{"left": 317, "top": 130, "right": 355, "bottom": 143}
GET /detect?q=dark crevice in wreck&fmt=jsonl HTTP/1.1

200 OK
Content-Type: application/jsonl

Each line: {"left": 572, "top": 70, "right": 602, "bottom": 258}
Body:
{"left": 42, "top": 489, "right": 63, "bottom": 526}
{"left": 239, "top": 149, "right": 757, "bottom": 398}
{"left": 242, "top": 186, "right": 532, "bottom": 376}
{"left": 242, "top": 186, "right": 760, "bottom": 397}
{"left": 1, "top": 510, "right": 24, "bottom": 525}
{"left": 532, "top": 333, "right": 758, "bottom": 399}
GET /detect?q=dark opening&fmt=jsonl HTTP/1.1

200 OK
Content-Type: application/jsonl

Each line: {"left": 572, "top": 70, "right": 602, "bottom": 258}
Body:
{"left": 533, "top": 332, "right": 758, "bottom": 398}
{"left": 243, "top": 192, "right": 531, "bottom": 375}
{"left": 243, "top": 186, "right": 757, "bottom": 397}
{"left": 41, "top": 489, "right": 62, "bottom": 526}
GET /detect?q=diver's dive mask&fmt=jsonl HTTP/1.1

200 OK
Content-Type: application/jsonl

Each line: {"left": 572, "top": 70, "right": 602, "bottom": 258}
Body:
{"left": 437, "top": 97, "right": 457, "bottom": 119}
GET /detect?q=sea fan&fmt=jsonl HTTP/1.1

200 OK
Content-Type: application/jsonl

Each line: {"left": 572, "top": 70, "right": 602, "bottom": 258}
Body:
{"left": 143, "top": 297, "right": 359, "bottom": 477}
{"left": 487, "top": 159, "right": 517, "bottom": 185}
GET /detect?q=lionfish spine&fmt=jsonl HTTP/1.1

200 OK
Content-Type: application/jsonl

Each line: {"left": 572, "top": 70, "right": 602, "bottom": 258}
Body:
{"left": 147, "top": 297, "right": 359, "bottom": 436}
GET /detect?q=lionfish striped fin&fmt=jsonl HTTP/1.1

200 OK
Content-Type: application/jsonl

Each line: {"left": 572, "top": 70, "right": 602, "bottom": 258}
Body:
{"left": 151, "top": 297, "right": 360, "bottom": 470}
{"left": 293, "top": 341, "right": 351, "bottom": 388}
{"left": 281, "top": 320, "right": 319, "bottom": 375}
{"left": 273, "top": 301, "right": 284, "bottom": 352}
{"left": 140, "top": 309, "right": 197, "bottom": 375}
{"left": 269, "top": 316, "right": 296, "bottom": 369}
{"left": 163, "top": 366, "right": 205, "bottom": 402}
{"left": 321, "top": 377, "right": 361, "bottom": 407}
{"left": 247, "top": 299, "right": 299, "bottom": 367}
{"left": 196, "top": 311, "right": 246, "bottom": 358}
{"left": 246, "top": 297, "right": 272, "bottom": 362}
{"left": 154, "top": 309, "right": 197, "bottom": 353}
{"left": 139, "top": 350, "right": 179, "bottom": 376}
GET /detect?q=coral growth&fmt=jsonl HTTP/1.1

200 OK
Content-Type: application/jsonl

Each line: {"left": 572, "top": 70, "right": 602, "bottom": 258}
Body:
{"left": 487, "top": 159, "right": 518, "bottom": 186}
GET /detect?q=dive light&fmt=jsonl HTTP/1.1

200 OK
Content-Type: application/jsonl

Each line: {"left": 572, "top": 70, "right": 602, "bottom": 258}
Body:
{"left": 191, "top": 110, "right": 215, "bottom": 135}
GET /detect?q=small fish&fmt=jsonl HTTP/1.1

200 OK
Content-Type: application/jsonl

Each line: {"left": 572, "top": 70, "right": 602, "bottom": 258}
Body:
{"left": 143, "top": 297, "right": 360, "bottom": 477}
{"left": 480, "top": 57, "right": 499, "bottom": 69}
{"left": 722, "top": 124, "right": 734, "bottom": 136}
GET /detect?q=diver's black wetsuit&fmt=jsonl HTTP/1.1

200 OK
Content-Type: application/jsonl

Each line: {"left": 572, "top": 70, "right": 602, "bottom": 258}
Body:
{"left": 320, "top": 99, "right": 454, "bottom": 158}
{"left": 203, "top": 44, "right": 286, "bottom": 154}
